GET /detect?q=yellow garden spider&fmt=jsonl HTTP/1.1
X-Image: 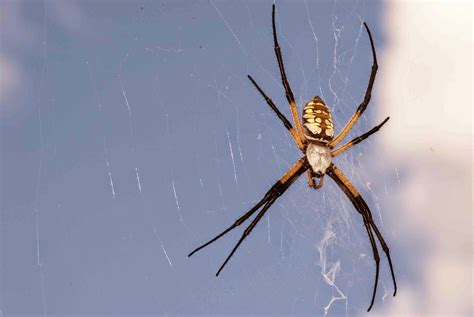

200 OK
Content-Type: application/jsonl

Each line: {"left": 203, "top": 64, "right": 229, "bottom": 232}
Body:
{"left": 188, "top": 5, "right": 397, "bottom": 311}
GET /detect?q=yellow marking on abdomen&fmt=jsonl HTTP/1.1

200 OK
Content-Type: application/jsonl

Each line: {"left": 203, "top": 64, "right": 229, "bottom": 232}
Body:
{"left": 325, "top": 127, "right": 334, "bottom": 137}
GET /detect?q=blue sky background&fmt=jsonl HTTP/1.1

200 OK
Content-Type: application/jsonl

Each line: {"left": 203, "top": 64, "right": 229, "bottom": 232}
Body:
{"left": 2, "top": 1, "right": 471, "bottom": 316}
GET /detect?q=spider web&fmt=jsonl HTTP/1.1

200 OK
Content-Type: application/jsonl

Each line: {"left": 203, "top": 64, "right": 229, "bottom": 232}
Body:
{"left": 1, "top": 0, "right": 396, "bottom": 316}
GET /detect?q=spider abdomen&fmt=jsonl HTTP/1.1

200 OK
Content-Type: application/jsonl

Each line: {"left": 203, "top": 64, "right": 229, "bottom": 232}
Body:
{"left": 302, "top": 96, "right": 334, "bottom": 144}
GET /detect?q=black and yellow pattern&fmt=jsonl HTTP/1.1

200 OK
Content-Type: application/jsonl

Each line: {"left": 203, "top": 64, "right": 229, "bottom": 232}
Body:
{"left": 326, "top": 164, "right": 397, "bottom": 311}
{"left": 301, "top": 96, "right": 334, "bottom": 144}
{"left": 190, "top": 6, "right": 395, "bottom": 312}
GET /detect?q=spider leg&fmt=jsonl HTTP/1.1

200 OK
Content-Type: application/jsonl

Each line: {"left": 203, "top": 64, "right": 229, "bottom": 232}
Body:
{"left": 326, "top": 163, "right": 397, "bottom": 311}
{"left": 216, "top": 195, "right": 277, "bottom": 276}
{"left": 248, "top": 75, "right": 305, "bottom": 151}
{"left": 331, "top": 117, "right": 390, "bottom": 157}
{"left": 354, "top": 194, "right": 398, "bottom": 297}
{"left": 330, "top": 22, "right": 378, "bottom": 148}
{"left": 272, "top": 5, "right": 306, "bottom": 146}
{"left": 187, "top": 193, "right": 271, "bottom": 257}
{"left": 360, "top": 213, "right": 380, "bottom": 312}
{"left": 188, "top": 158, "right": 308, "bottom": 259}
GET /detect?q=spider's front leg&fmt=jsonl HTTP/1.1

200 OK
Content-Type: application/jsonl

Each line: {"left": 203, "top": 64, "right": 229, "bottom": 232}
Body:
{"left": 326, "top": 163, "right": 397, "bottom": 311}
{"left": 188, "top": 157, "right": 309, "bottom": 276}
{"left": 306, "top": 170, "right": 324, "bottom": 190}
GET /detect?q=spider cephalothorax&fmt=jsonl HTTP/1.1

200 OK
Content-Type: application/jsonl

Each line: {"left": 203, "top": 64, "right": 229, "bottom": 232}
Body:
{"left": 189, "top": 5, "right": 397, "bottom": 312}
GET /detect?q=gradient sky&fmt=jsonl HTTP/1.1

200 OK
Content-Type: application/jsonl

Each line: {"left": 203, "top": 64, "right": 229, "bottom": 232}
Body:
{"left": 1, "top": 1, "right": 471, "bottom": 316}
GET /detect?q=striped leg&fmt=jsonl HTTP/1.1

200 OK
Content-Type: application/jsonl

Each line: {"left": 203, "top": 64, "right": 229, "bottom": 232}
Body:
{"left": 248, "top": 75, "right": 305, "bottom": 151}
{"left": 272, "top": 5, "right": 306, "bottom": 147}
{"left": 326, "top": 163, "right": 397, "bottom": 312}
{"left": 189, "top": 158, "right": 308, "bottom": 275}
{"left": 329, "top": 22, "right": 378, "bottom": 148}
{"left": 331, "top": 117, "right": 389, "bottom": 157}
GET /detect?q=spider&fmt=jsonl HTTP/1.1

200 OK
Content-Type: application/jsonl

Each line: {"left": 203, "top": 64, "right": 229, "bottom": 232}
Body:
{"left": 188, "top": 5, "right": 397, "bottom": 312}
